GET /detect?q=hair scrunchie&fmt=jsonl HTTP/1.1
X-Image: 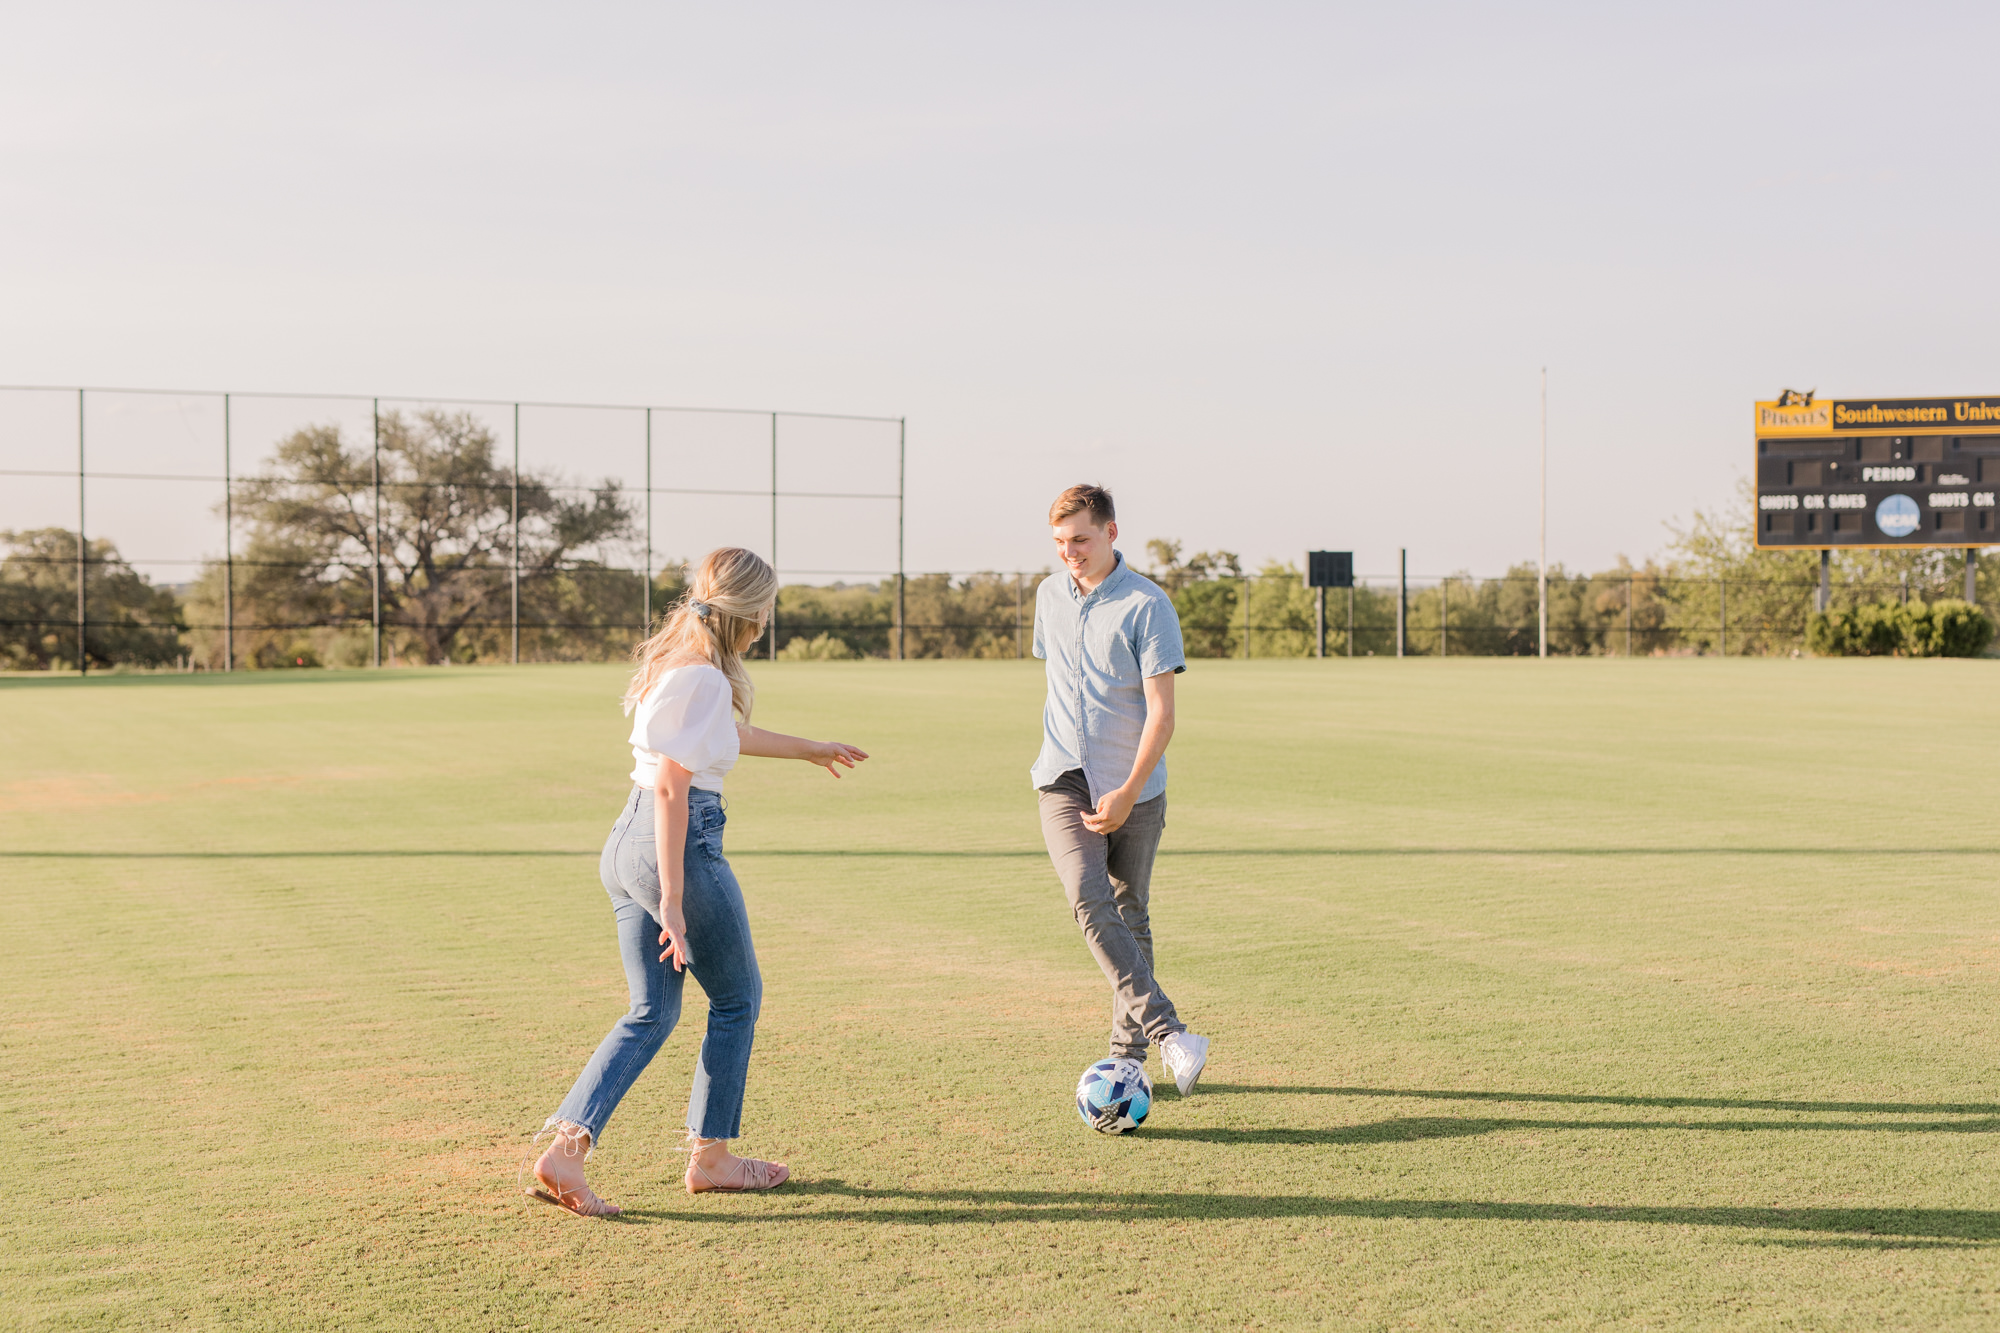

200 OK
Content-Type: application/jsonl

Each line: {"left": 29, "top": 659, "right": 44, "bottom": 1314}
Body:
{"left": 689, "top": 599, "right": 712, "bottom": 619}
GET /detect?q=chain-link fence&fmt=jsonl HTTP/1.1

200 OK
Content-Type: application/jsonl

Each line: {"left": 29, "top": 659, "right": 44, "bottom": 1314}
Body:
{"left": 1223, "top": 566, "right": 1993, "bottom": 658}
{"left": 4, "top": 386, "right": 1992, "bottom": 670}
{"left": 0, "top": 385, "right": 906, "bottom": 670}
{"left": 750, "top": 565, "right": 1995, "bottom": 660}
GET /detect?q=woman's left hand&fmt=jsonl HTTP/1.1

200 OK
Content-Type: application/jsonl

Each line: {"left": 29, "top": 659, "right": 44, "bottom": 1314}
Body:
{"left": 808, "top": 740, "right": 869, "bottom": 778}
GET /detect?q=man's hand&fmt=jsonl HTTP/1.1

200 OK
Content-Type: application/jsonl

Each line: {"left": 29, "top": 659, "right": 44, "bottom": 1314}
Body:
{"left": 1082, "top": 786, "right": 1138, "bottom": 835}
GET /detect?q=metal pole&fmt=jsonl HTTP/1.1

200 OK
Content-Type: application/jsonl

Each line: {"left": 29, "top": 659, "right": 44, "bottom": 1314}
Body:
{"left": 1440, "top": 576, "right": 1448, "bottom": 657}
{"left": 1241, "top": 573, "right": 1250, "bottom": 659}
{"left": 1316, "top": 584, "right": 1325, "bottom": 659}
{"left": 1396, "top": 550, "right": 1407, "bottom": 658}
{"left": 1818, "top": 548, "right": 1830, "bottom": 613}
{"left": 1968, "top": 548, "right": 1979, "bottom": 604}
{"left": 372, "top": 400, "right": 383, "bottom": 668}
{"left": 1539, "top": 367, "right": 1548, "bottom": 659}
{"left": 1015, "top": 572, "right": 1023, "bottom": 659}
{"left": 223, "top": 394, "right": 233, "bottom": 672}
{"left": 896, "top": 418, "right": 906, "bottom": 662}
{"left": 511, "top": 404, "right": 520, "bottom": 665}
{"left": 76, "top": 389, "right": 86, "bottom": 675}
{"left": 643, "top": 408, "right": 653, "bottom": 634}
{"left": 1626, "top": 575, "right": 1634, "bottom": 657}
{"left": 1719, "top": 577, "right": 1727, "bottom": 656}
{"left": 1347, "top": 585, "right": 1354, "bottom": 657}
{"left": 769, "top": 413, "right": 778, "bottom": 661}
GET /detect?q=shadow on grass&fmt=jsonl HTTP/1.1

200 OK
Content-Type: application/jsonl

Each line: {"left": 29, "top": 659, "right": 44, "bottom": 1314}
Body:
{"left": 0, "top": 849, "right": 596, "bottom": 860}
{"left": 609, "top": 1180, "right": 2000, "bottom": 1243}
{"left": 1201, "top": 1085, "right": 2000, "bottom": 1116}
{"left": 1141, "top": 1115, "right": 2000, "bottom": 1146}
{"left": 734, "top": 847, "right": 2000, "bottom": 859}
{"left": 0, "top": 668, "right": 467, "bottom": 691}
{"left": 13, "top": 846, "right": 2000, "bottom": 861}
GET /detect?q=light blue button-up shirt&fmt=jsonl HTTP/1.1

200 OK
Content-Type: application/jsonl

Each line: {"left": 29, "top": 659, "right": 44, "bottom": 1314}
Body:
{"left": 1031, "top": 550, "right": 1187, "bottom": 804}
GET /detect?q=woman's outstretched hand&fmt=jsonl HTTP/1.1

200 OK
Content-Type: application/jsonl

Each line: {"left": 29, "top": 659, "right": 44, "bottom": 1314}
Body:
{"left": 658, "top": 901, "right": 693, "bottom": 970}
{"left": 808, "top": 740, "right": 869, "bottom": 778}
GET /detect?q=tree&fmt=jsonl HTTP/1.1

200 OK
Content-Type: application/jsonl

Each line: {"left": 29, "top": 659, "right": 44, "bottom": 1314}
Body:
{"left": 773, "top": 580, "right": 895, "bottom": 658}
{"left": 1245, "top": 560, "right": 1316, "bottom": 656}
{"left": 1145, "top": 540, "right": 1242, "bottom": 657}
{"left": 1660, "top": 479, "right": 1815, "bottom": 655}
{"left": 1654, "top": 477, "right": 1988, "bottom": 655}
{"left": 1577, "top": 557, "right": 1672, "bottom": 655}
{"left": 0, "top": 529, "right": 184, "bottom": 670}
{"left": 898, "top": 572, "right": 1025, "bottom": 658}
{"left": 198, "top": 410, "right": 637, "bottom": 666}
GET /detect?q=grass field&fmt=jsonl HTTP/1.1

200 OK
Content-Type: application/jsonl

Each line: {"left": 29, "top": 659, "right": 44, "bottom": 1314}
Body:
{"left": 4, "top": 658, "right": 1999, "bottom": 1330}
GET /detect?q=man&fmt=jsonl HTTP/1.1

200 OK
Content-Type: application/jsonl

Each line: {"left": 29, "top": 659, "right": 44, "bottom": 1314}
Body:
{"left": 1033, "top": 483, "right": 1210, "bottom": 1095}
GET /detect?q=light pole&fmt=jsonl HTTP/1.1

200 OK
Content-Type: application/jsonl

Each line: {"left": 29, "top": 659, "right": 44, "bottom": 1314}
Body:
{"left": 1538, "top": 367, "right": 1548, "bottom": 659}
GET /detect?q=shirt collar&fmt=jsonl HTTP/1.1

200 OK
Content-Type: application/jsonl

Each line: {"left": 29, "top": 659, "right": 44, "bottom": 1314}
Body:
{"left": 1067, "top": 549, "right": 1127, "bottom": 603}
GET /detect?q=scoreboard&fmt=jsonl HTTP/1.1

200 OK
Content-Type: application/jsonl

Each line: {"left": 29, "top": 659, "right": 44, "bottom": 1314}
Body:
{"left": 1307, "top": 550, "right": 1353, "bottom": 587}
{"left": 1755, "top": 395, "right": 2000, "bottom": 549}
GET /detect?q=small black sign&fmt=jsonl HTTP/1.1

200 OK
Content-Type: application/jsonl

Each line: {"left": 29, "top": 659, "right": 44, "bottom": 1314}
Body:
{"left": 1308, "top": 551, "right": 1353, "bottom": 588}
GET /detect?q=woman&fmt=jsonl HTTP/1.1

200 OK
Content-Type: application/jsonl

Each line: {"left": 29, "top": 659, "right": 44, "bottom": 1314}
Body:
{"left": 526, "top": 547, "right": 868, "bottom": 1218}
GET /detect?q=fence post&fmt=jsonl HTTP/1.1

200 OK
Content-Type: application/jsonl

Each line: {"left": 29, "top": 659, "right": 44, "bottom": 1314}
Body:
{"left": 1241, "top": 573, "right": 1250, "bottom": 659}
{"left": 1818, "top": 548, "right": 1830, "bottom": 613}
{"left": 511, "top": 404, "right": 520, "bottom": 665}
{"left": 1347, "top": 584, "right": 1354, "bottom": 657}
{"left": 1315, "top": 584, "right": 1325, "bottom": 659}
{"left": 1396, "top": 549, "right": 1406, "bottom": 658}
{"left": 76, "top": 389, "right": 86, "bottom": 675}
{"left": 896, "top": 418, "right": 906, "bottom": 661}
{"left": 223, "top": 393, "right": 233, "bottom": 672}
{"left": 1719, "top": 577, "right": 1727, "bottom": 656}
{"left": 1626, "top": 575, "right": 1633, "bottom": 657}
{"left": 1968, "top": 548, "right": 1979, "bottom": 604}
{"left": 1015, "top": 572, "right": 1023, "bottom": 658}
{"left": 769, "top": 413, "right": 778, "bottom": 661}
{"left": 372, "top": 399, "right": 383, "bottom": 668}
{"left": 642, "top": 407, "right": 652, "bottom": 638}
{"left": 1440, "top": 575, "right": 1448, "bottom": 657}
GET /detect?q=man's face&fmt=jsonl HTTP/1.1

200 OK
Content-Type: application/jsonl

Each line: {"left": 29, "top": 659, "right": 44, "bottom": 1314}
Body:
{"left": 1051, "top": 513, "right": 1118, "bottom": 581}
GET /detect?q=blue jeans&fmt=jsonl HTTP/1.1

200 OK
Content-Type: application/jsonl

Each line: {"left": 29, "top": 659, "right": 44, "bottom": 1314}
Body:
{"left": 550, "top": 786, "right": 763, "bottom": 1143}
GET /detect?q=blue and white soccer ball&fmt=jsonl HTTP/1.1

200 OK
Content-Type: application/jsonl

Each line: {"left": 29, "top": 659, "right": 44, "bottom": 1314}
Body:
{"left": 1075, "top": 1058, "right": 1151, "bottom": 1134}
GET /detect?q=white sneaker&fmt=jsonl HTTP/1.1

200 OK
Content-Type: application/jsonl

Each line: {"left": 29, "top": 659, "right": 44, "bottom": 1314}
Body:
{"left": 1160, "top": 1030, "right": 1209, "bottom": 1096}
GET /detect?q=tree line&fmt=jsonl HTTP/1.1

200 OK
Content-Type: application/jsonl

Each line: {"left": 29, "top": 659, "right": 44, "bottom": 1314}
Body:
{"left": 3, "top": 440, "right": 1994, "bottom": 669}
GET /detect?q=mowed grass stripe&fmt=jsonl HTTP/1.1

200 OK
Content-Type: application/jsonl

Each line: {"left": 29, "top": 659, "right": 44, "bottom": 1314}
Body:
{"left": 3, "top": 659, "right": 1998, "bottom": 1330}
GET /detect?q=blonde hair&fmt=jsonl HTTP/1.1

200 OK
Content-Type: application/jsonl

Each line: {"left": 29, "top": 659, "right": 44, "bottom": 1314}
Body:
{"left": 622, "top": 547, "right": 778, "bottom": 722}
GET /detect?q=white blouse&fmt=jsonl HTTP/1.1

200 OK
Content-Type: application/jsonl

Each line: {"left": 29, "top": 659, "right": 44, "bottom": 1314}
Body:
{"left": 627, "top": 665, "right": 741, "bottom": 791}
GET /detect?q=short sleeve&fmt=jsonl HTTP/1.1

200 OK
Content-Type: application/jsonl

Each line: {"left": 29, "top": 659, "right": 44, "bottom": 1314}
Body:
{"left": 1135, "top": 592, "right": 1186, "bottom": 677}
{"left": 637, "top": 669, "right": 738, "bottom": 773}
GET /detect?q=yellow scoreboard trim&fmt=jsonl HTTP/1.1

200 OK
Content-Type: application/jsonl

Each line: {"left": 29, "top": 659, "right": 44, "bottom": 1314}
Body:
{"left": 1755, "top": 396, "right": 2000, "bottom": 438}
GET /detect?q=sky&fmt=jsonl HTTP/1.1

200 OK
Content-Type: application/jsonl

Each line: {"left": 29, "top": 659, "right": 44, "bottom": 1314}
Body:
{"left": 5, "top": 1, "right": 2000, "bottom": 585}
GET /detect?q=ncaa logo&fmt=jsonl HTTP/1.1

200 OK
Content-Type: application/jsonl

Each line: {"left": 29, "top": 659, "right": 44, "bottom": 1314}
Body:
{"left": 1875, "top": 494, "right": 1921, "bottom": 538}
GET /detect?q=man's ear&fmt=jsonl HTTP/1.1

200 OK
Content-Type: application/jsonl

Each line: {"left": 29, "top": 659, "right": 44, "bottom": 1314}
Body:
{"left": 1105, "top": 520, "right": 1118, "bottom": 542}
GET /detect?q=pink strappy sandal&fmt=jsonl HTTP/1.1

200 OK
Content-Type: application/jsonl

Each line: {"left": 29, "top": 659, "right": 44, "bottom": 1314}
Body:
{"left": 683, "top": 1133, "right": 790, "bottom": 1194}
{"left": 521, "top": 1123, "right": 622, "bottom": 1218}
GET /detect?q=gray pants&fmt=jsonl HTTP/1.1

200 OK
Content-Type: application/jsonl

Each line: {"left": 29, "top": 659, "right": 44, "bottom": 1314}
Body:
{"left": 1037, "top": 769, "right": 1184, "bottom": 1062}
